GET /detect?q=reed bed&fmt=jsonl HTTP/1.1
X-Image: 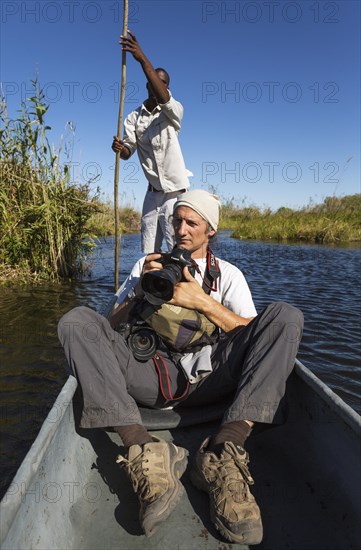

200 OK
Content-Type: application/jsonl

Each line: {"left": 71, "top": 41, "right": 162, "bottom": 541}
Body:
{"left": 1, "top": 81, "right": 358, "bottom": 286}
{"left": 223, "top": 195, "right": 361, "bottom": 244}
{"left": 83, "top": 194, "right": 360, "bottom": 245}
{"left": 87, "top": 201, "right": 140, "bottom": 237}
{"left": 0, "top": 80, "right": 98, "bottom": 283}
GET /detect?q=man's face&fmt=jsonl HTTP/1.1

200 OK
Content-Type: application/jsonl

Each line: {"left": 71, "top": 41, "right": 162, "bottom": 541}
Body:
{"left": 172, "top": 206, "right": 215, "bottom": 258}
{"left": 146, "top": 70, "right": 169, "bottom": 99}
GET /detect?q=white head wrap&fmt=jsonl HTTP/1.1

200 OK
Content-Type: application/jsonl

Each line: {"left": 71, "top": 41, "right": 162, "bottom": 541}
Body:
{"left": 173, "top": 190, "right": 221, "bottom": 230}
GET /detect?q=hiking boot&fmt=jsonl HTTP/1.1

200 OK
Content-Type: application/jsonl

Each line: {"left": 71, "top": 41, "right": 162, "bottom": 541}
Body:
{"left": 116, "top": 436, "right": 188, "bottom": 536}
{"left": 190, "top": 437, "right": 263, "bottom": 545}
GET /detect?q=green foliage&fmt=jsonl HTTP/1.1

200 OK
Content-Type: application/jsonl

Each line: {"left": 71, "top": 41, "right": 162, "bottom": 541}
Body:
{"left": 0, "top": 78, "right": 99, "bottom": 282}
{"left": 222, "top": 195, "right": 361, "bottom": 244}
{"left": 87, "top": 200, "right": 140, "bottom": 237}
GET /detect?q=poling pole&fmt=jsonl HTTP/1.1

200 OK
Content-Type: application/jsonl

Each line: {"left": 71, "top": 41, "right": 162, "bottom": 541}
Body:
{"left": 114, "top": 0, "right": 128, "bottom": 291}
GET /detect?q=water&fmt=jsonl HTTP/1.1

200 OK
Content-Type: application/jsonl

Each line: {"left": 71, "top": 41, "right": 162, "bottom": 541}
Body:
{"left": 1, "top": 232, "right": 360, "bottom": 498}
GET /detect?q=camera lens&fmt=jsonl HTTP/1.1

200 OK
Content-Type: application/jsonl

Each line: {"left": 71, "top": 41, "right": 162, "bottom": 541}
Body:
{"left": 141, "top": 264, "right": 182, "bottom": 302}
{"left": 127, "top": 327, "right": 159, "bottom": 361}
{"left": 150, "top": 277, "right": 171, "bottom": 295}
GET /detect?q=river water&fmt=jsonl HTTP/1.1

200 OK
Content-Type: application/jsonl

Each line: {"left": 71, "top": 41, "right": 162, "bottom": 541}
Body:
{"left": 1, "top": 232, "right": 360, "bottom": 498}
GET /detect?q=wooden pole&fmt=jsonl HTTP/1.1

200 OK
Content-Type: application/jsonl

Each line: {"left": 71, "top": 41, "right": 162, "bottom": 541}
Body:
{"left": 114, "top": 0, "right": 128, "bottom": 291}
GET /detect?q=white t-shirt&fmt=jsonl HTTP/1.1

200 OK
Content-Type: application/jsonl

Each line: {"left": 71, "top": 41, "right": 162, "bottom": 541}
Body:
{"left": 115, "top": 254, "right": 257, "bottom": 383}
{"left": 116, "top": 255, "right": 257, "bottom": 318}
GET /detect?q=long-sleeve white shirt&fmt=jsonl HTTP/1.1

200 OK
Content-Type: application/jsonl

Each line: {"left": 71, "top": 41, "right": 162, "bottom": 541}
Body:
{"left": 122, "top": 93, "right": 191, "bottom": 192}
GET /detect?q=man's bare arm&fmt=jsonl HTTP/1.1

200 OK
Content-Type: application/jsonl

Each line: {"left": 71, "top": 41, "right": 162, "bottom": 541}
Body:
{"left": 198, "top": 293, "right": 254, "bottom": 332}
{"left": 120, "top": 31, "right": 170, "bottom": 104}
{"left": 169, "top": 268, "right": 255, "bottom": 333}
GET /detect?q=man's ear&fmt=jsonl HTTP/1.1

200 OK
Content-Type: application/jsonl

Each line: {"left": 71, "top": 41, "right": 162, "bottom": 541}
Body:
{"left": 207, "top": 229, "right": 216, "bottom": 238}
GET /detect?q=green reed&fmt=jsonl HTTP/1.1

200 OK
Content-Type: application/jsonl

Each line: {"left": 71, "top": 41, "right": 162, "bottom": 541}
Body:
{"left": 223, "top": 194, "right": 361, "bottom": 244}
{"left": 87, "top": 200, "right": 140, "bottom": 237}
{"left": 0, "top": 79, "right": 99, "bottom": 283}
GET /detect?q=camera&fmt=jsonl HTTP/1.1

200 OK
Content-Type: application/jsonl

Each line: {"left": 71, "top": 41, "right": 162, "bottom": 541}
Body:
{"left": 125, "top": 323, "right": 159, "bottom": 362}
{"left": 141, "top": 247, "right": 195, "bottom": 305}
{"left": 116, "top": 318, "right": 159, "bottom": 362}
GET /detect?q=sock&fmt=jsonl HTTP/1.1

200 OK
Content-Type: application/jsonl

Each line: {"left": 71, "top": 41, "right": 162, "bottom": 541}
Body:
{"left": 114, "top": 423, "right": 152, "bottom": 448}
{"left": 208, "top": 420, "right": 252, "bottom": 456}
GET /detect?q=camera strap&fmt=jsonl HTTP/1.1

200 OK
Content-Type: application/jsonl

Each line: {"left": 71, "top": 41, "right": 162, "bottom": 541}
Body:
{"left": 193, "top": 246, "right": 221, "bottom": 294}
{"left": 152, "top": 353, "right": 189, "bottom": 402}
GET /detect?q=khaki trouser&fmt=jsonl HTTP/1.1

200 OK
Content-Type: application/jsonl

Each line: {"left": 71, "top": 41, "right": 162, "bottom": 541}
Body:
{"left": 141, "top": 188, "right": 185, "bottom": 253}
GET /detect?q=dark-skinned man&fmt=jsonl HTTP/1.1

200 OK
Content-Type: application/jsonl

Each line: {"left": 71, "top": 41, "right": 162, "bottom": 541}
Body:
{"left": 112, "top": 31, "right": 191, "bottom": 253}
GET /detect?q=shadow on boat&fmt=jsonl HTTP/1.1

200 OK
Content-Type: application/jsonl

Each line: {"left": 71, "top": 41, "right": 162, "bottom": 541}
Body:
{"left": 70, "top": 368, "right": 360, "bottom": 549}
{"left": 1, "top": 361, "right": 360, "bottom": 549}
{"left": 72, "top": 387, "right": 231, "bottom": 541}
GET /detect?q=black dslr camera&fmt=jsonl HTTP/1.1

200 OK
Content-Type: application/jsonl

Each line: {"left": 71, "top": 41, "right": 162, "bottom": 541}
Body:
{"left": 141, "top": 247, "right": 195, "bottom": 305}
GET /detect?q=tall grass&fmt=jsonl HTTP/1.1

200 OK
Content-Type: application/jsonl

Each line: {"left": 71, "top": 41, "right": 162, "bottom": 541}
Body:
{"left": 224, "top": 195, "right": 361, "bottom": 244}
{"left": 0, "top": 79, "right": 99, "bottom": 282}
{"left": 87, "top": 200, "right": 140, "bottom": 236}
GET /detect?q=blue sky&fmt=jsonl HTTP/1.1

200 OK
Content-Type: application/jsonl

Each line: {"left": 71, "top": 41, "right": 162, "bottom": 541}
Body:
{"left": 1, "top": 0, "right": 360, "bottom": 211}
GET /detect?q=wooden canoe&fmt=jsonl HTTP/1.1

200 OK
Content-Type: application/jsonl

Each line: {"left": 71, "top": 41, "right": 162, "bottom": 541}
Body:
{"left": 1, "top": 359, "right": 360, "bottom": 549}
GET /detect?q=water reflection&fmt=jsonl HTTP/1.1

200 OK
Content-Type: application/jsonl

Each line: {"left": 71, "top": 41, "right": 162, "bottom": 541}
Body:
{"left": 0, "top": 232, "right": 360, "bottom": 498}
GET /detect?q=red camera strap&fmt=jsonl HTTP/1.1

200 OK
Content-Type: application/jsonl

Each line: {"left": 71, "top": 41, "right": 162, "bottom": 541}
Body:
{"left": 152, "top": 353, "right": 189, "bottom": 402}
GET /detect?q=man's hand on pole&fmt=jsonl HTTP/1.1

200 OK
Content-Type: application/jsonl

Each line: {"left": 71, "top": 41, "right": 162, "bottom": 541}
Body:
{"left": 119, "top": 31, "right": 170, "bottom": 105}
{"left": 112, "top": 136, "right": 131, "bottom": 159}
{"left": 120, "top": 30, "right": 146, "bottom": 63}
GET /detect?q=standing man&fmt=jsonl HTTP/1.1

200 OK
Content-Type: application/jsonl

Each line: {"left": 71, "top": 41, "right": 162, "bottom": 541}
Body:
{"left": 112, "top": 31, "right": 191, "bottom": 253}
{"left": 58, "top": 190, "right": 304, "bottom": 544}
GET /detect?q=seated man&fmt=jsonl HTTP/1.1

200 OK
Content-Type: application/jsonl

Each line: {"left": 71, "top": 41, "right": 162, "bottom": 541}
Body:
{"left": 58, "top": 190, "right": 303, "bottom": 545}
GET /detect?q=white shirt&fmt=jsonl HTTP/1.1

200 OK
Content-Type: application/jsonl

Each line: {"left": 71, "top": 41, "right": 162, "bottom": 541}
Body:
{"left": 123, "top": 93, "right": 191, "bottom": 192}
{"left": 116, "top": 255, "right": 257, "bottom": 319}
{"left": 115, "top": 254, "right": 257, "bottom": 383}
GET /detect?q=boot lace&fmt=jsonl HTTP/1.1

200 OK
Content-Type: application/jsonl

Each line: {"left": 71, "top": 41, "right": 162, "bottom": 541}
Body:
{"left": 206, "top": 445, "right": 255, "bottom": 520}
{"left": 117, "top": 448, "right": 169, "bottom": 502}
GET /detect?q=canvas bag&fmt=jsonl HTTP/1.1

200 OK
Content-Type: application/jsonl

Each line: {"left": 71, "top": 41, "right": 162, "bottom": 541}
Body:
{"left": 138, "top": 301, "right": 218, "bottom": 352}
{"left": 137, "top": 247, "right": 221, "bottom": 352}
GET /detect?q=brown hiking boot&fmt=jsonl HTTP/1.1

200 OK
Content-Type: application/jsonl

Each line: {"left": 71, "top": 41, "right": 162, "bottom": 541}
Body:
{"left": 116, "top": 436, "right": 188, "bottom": 536}
{"left": 190, "top": 437, "right": 263, "bottom": 545}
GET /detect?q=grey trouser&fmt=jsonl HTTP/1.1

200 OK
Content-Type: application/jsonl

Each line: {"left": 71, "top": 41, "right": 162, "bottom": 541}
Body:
{"left": 58, "top": 302, "right": 303, "bottom": 429}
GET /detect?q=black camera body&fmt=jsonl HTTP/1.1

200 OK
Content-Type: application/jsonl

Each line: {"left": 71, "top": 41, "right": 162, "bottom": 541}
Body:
{"left": 141, "top": 248, "right": 195, "bottom": 304}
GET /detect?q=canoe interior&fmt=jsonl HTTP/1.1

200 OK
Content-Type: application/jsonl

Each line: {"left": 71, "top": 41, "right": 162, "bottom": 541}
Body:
{"left": 1, "top": 363, "right": 360, "bottom": 550}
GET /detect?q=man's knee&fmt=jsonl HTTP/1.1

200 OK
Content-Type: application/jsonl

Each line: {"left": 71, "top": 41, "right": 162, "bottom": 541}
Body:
{"left": 58, "top": 306, "right": 98, "bottom": 344}
{"left": 264, "top": 302, "right": 304, "bottom": 344}
{"left": 266, "top": 301, "right": 303, "bottom": 325}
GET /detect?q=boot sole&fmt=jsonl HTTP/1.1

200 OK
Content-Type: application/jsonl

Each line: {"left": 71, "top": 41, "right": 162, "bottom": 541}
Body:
{"left": 190, "top": 465, "right": 263, "bottom": 545}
